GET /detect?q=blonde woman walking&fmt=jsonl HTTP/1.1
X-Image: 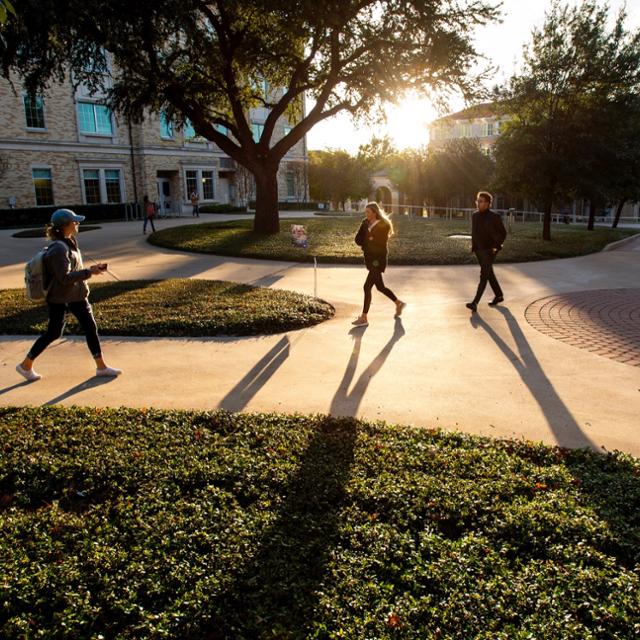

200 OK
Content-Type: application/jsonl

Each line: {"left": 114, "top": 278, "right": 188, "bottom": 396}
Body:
{"left": 352, "top": 202, "right": 405, "bottom": 326}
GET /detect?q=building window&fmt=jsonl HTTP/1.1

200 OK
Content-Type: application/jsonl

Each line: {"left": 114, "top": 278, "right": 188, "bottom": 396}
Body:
{"left": 286, "top": 172, "right": 295, "bottom": 198}
{"left": 185, "top": 170, "right": 198, "bottom": 198}
{"left": 251, "top": 122, "right": 264, "bottom": 142}
{"left": 33, "top": 168, "right": 54, "bottom": 205}
{"left": 77, "top": 101, "right": 113, "bottom": 135}
{"left": 183, "top": 119, "right": 206, "bottom": 142}
{"left": 83, "top": 170, "right": 101, "bottom": 203}
{"left": 105, "top": 169, "right": 122, "bottom": 203}
{"left": 82, "top": 168, "right": 123, "bottom": 203}
{"left": 486, "top": 122, "right": 494, "bottom": 137}
{"left": 185, "top": 168, "right": 216, "bottom": 201}
{"left": 160, "top": 112, "right": 174, "bottom": 139}
{"left": 24, "top": 95, "right": 46, "bottom": 129}
{"left": 202, "top": 170, "right": 214, "bottom": 200}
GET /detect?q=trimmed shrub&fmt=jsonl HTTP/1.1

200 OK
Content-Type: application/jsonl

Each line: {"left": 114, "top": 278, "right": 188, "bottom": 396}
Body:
{"left": 0, "top": 203, "right": 131, "bottom": 229}
{"left": 198, "top": 204, "right": 247, "bottom": 213}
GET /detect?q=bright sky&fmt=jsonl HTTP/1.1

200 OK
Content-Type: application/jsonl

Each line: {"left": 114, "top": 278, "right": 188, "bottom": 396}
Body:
{"left": 306, "top": 0, "right": 640, "bottom": 153}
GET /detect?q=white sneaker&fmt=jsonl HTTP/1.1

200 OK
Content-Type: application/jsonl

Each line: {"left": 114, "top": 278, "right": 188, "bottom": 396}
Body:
{"left": 16, "top": 364, "right": 42, "bottom": 382}
{"left": 351, "top": 316, "right": 368, "bottom": 326}
{"left": 96, "top": 366, "right": 122, "bottom": 377}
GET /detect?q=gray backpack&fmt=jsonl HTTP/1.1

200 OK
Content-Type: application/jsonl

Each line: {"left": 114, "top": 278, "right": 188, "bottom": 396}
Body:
{"left": 24, "top": 240, "right": 67, "bottom": 301}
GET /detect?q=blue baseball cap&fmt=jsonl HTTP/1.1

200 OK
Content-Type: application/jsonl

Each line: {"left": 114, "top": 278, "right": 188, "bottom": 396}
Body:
{"left": 51, "top": 208, "right": 86, "bottom": 225}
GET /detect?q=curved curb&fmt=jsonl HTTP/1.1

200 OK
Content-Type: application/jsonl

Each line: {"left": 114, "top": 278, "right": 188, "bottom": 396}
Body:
{"left": 602, "top": 232, "right": 640, "bottom": 252}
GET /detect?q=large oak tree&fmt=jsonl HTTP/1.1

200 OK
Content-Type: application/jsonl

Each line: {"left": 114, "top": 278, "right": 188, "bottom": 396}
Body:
{"left": 1, "top": 0, "right": 499, "bottom": 233}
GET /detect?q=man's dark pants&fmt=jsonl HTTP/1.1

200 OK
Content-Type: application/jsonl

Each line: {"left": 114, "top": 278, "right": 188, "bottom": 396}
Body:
{"left": 472, "top": 249, "right": 503, "bottom": 304}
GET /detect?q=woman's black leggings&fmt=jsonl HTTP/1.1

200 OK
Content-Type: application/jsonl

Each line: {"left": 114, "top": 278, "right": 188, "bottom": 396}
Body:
{"left": 27, "top": 299, "right": 102, "bottom": 360}
{"left": 363, "top": 269, "right": 397, "bottom": 313}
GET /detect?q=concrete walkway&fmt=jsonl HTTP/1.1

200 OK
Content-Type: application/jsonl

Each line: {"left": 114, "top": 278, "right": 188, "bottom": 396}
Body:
{"left": 1, "top": 214, "right": 639, "bottom": 456}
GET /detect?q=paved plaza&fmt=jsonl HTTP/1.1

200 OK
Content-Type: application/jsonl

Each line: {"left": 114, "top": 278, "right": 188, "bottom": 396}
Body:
{"left": 0, "top": 214, "right": 639, "bottom": 456}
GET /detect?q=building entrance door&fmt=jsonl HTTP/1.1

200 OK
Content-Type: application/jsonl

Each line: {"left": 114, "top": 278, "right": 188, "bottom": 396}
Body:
{"left": 156, "top": 178, "right": 172, "bottom": 217}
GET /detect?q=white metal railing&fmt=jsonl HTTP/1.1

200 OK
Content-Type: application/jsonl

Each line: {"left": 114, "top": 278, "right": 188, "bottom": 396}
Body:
{"left": 376, "top": 203, "right": 639, "bottom": 225}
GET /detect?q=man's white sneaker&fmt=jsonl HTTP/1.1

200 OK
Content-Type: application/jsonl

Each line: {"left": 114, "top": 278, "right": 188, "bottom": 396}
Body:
{"left": 351, "top": 316, "right": 368, "bottom": 327}
{"left": 16, "top": 364, "right": 42, "bottom": 382}
{"left": 96, "top": 366, "right": 122, "bottom": 377}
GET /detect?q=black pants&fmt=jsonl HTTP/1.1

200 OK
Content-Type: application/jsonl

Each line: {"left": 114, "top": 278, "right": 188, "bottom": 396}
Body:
{"left": 363, "top": 269, "right": 397, "bottom": 314}
{"left": 473, "top": 249, "right": 503, "bottom": 304}
{"left": 27, "top": 299, "right": 102, "bottom": 360}
{"left": 143, "top": 216, "right": 156, "bottom": 233}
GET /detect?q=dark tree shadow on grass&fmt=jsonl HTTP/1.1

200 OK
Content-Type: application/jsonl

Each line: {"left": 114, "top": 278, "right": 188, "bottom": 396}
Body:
{"left": 207, "top": 416, "right": 357, "bottom": 637}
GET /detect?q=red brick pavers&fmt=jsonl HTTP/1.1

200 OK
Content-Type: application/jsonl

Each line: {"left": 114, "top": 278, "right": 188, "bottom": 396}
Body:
{"left": 525, "top": 288, "right": 640, "bottom": 367}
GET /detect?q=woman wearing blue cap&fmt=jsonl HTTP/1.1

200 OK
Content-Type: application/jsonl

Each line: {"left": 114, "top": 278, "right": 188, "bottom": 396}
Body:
{"left": 16, "top": 209, "right": 122, "bottom": 381}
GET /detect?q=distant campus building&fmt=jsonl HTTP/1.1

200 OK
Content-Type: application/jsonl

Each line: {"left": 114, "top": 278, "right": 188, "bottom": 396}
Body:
{"left": 429, "top": 102, "right": 639, "bottom": 219}
{"left": 428, "top": 102, "right": 507, "bottom": 155}
{"left": 0, "top": 62, "right": 308, "bottom": 216}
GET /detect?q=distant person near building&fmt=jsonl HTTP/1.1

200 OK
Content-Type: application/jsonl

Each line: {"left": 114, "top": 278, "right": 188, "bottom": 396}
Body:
{"left": 190, "top": 190, "right": 200, "bottom": 217}
{"left": 466, "top": 191, "right": 507, "bottom": 312}
{"left": 142, "top": 195, "right": 156, "bottom": 235}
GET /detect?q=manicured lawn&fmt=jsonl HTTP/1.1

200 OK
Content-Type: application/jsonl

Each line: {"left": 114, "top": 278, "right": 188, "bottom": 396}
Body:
{"left": 0, "top": 407, "right": 638, "bottom": 638}
{"left": 148, "top": 217, "right": 637, "bottom": 264}
{"left": 0, "top": 279, "right": 334, "bottom": 337}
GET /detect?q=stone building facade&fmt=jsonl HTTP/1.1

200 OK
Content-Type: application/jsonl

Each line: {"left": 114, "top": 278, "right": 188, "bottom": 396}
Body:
{"left": 428, "top": 102, "right": 507, "bottom": 154}
{"left": 0, "top": 70, "right": 308, "bottom": 215}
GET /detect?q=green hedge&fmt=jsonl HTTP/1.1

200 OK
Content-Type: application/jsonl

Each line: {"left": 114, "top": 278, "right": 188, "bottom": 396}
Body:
{"left": 198, "top": 204, "right": 247, "bottom": 214}
{"left": 0, "top": 279, "right": 334, "bottom": 337}
{"left": 1, "top": 407, "right": 638, "bottom": 639}
{"left": 0, "top": 203, "right": 132, "bottom": 228}
{"left": 248, "top": 200, "right": 326, "bottom": 211}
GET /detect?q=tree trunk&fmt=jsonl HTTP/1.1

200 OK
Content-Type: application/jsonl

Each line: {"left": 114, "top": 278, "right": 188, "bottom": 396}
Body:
{"left": 543, "top": 198, "right": 552, "bottom": 241}
{"left": 253, "top": 166, "right": 280, "bottom": 234}
{"left": 587, "top": 199, "right": 596, "bottom": 231}
{"left": 612, "top": 198, "right": 626, "bottom": 229}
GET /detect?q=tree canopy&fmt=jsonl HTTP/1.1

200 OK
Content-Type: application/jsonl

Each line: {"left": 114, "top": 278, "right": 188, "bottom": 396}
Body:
{"left": 493, "top": 0, "right": 640, "bottom": 239}
{"left": 1, "top": 0, "right": 500, "bottom": 232}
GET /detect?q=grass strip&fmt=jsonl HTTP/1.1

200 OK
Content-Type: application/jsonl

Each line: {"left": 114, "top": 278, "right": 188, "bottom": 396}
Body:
{"left": 0, "top": 407, "right": 638, "bottom": 639}
{"left": 148, "top": 217, "right": 637, "bottom": 265}
{"left": 0, "top": 279, "right": 334, "bottom": 337}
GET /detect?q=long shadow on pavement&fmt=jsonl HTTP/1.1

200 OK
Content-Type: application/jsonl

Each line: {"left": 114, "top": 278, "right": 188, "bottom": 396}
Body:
{"left": 476, "top": 311, "right": 640, "bottom": 569}
{"left": 330, "top": 318, "right": 405, "bottom": 418}
{"left": 43, "top": 376, "right": 117, "bottom": 406}
{"left": 218, "top": 336, "right": 290, "bottom": 412}
{"left": 470, "top": 307, "right": 597, "bottom": 451}
{"left": 207, "top": 415, "right": 357, "bottom": 636}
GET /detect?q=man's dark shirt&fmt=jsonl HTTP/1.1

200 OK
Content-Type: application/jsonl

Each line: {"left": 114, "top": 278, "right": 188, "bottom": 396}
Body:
{"left": 471, "top": 209, "right": 507, "bottom": 252}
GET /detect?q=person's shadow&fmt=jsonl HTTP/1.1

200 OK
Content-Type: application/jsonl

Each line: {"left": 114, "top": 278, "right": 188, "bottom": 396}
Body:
{"left": 206, "top": 415, "right": 357, "bottom": 636}
{"left": 329, "top": 318, "right": 406, "bottom": 418}
{"left": 470, "top": 306, "right": 596, "bottom": 450}
{"left": 43, "top": 376, "right": 116, "bottom": 405}
{"left": 218, "top": 336, "right": 290, "bottom": 412}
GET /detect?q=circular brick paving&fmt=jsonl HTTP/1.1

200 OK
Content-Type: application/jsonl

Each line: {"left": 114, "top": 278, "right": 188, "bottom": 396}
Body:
{"left": 525, "top": 288, "right": 640, "bottom": 367}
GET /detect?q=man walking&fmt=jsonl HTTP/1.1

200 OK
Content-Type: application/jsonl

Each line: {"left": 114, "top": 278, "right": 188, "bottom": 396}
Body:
{"left": 466, "top": 191, "right": 506, "bottom": 312}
